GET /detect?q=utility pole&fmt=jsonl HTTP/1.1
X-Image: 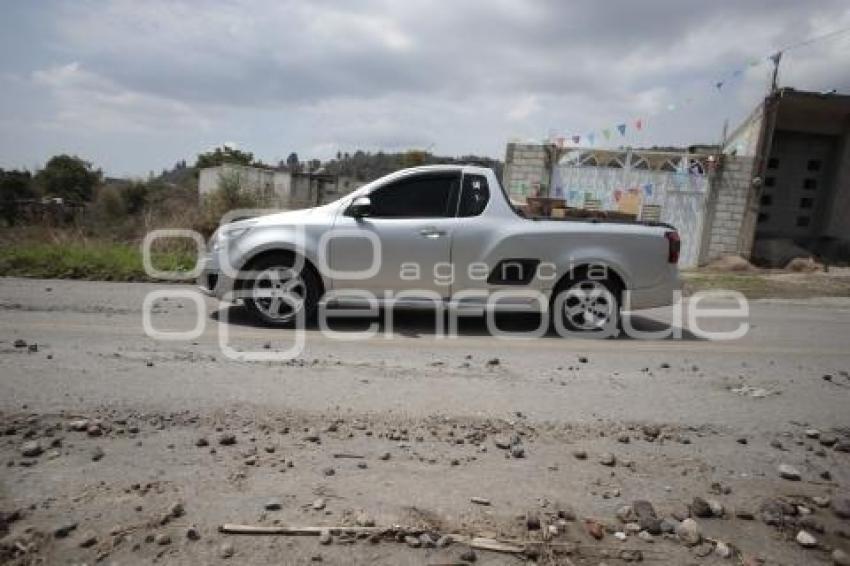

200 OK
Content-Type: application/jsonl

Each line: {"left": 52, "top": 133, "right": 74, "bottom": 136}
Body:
{"left": 769, "top": 51, "right": 783, "bottom": 93}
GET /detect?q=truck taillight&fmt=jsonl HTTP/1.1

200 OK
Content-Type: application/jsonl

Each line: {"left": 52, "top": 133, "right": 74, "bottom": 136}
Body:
{"left": 665, "top": 231, "right": 680, "bottom": 264}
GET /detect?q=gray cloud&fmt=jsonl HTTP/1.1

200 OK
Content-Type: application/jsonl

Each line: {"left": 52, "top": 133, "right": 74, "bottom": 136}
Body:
{"left": 1, "top": 0, "right": 849, "bottom": 175}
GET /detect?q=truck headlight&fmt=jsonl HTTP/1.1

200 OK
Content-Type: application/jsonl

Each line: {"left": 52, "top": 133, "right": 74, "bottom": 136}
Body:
{"left": 210, "top": 222, "right": 256, "bottom": 252}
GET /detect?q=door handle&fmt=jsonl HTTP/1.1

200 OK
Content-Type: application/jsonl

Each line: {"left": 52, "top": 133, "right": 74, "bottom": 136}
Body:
{"left": 419, "top": 227, "right": 445, "bottom": 239}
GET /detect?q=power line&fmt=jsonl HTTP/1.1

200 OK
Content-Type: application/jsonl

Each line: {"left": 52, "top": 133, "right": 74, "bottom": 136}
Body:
{"left": 769, "top": 24, "right": 850, "bottom": 92}
{"left": 776, "top": 24, "right": 850, "bottom": 55}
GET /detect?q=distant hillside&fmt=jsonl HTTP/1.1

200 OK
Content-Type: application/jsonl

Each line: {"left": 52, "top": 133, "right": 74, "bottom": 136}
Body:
{"left": 322, "top": 150, "right": 503, "bottom": 182}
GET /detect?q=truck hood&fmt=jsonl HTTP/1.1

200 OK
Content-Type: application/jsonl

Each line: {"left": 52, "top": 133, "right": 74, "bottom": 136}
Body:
{"left": 254, "top": 207, "right": 317, "bottom": 226}
{"left": 254, "top": 200, "right": 347, "bottom": 227}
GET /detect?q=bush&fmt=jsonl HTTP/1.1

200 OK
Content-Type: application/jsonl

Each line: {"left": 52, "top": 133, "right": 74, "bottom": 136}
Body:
{"left": 196, "top": 171, "right": 265, "bottom": 235}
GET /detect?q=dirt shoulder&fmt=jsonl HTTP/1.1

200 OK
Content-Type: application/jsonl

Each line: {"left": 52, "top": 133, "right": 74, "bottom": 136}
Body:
{"left": 684, "top": 267, "right": 850, "bottom": 299}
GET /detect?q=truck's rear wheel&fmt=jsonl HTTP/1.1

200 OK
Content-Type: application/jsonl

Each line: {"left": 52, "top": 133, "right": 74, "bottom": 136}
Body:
{"left": 240, "top": 254, "right": 320, "bottom": 327}
{"left": 551, "top": 273, "right": 620, "bottom": 336}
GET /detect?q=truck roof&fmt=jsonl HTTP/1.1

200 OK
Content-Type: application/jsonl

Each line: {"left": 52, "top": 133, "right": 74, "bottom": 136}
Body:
{"left": 388, "top": 164, "right": 493, "bottom": 175}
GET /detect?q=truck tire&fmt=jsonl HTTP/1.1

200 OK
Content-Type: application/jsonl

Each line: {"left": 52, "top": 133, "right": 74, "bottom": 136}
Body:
{"left": 550, "top": 271, "right": 621, "bottom": 337}
{"left": 240, "top": 253, "right": 321, "bottom": 327}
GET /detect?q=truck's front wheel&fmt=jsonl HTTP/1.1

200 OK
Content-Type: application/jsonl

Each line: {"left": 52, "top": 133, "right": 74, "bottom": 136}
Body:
{"left": 240, "top": 254, "right": 321, "bottom": 327}
{"left": 551, "top": 273, "right": 620, "bottom": 337}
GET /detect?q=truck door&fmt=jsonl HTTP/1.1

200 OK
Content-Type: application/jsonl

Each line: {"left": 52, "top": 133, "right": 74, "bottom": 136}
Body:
{"left": 328, "top": 171, "right": 459, "bottom": 301}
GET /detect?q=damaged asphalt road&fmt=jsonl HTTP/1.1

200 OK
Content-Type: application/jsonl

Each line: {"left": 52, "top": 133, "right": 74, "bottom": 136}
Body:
{"left": 1, "top": 277, "right": 850, "bottom": 564}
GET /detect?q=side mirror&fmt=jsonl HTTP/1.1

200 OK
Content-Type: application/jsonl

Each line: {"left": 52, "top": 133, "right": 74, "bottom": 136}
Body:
{"left": 347, "top": 196, "right": 372, "bottom": 218}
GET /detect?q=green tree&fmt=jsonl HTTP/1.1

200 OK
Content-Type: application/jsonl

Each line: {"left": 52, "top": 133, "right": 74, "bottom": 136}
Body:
{"left": 194, "top": 146, "right": 254, "bottom": 169}
{"left": 0, "top": 169, "right": 35, "bottom": 225}
{"left": 36, "top": 155, "right": 102, "bottom": 202}
{"left": 92, "top": 185, "right": 126, "bottom": 222}
{"left": 122, "top": 181, "right": 151, "bottom": 215}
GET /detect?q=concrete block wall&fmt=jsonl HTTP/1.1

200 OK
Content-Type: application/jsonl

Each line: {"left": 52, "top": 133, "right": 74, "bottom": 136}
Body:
{"left": 502, "top": 142, "right": 550, "bottom": 200}
{"left": 703, "top": 156, "right": 756, "bottom": 262}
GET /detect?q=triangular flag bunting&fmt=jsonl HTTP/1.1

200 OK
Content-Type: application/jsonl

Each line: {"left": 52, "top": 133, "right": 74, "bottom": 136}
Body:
{"left": 716, "top": 81, "right": 724, "bottom": 90}
{"left": 635, "top": 118, "right": 643, "bottom": 131}
{"left": 571, "top": 135, "right": 581, "bottom": 145}
{"left": 587, "top": 133, "right": 595, "bottom": 145}
{"left": 616, "top": 124, "right": 626, "bottom": 136}
{"left": 602, "top": 129, "right": 611, "bottom": 140}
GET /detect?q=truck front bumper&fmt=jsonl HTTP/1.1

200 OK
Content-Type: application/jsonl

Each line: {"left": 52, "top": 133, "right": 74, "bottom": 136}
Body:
{"left": 196, "top": 253, "right": 236, "bottom": 300}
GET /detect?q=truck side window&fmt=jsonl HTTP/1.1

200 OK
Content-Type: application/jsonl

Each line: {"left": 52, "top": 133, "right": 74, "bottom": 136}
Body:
{"left": 458, "top": 174, "right": 489, "bottom": 217}
{"left": 369, "top": 174, "right": 458, "bottom": 218}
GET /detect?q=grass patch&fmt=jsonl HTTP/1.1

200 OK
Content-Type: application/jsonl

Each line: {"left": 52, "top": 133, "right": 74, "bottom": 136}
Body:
{"left": 683, "top": 272, "right": 771, "bottom": 297}
{"left": 0, "top": 241, "right": 196, "bottom": 282}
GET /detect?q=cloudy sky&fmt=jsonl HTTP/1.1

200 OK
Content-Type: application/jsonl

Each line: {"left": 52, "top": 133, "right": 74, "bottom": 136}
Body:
{"left": 1, "top": 0, "right": 849, "bottom": 176}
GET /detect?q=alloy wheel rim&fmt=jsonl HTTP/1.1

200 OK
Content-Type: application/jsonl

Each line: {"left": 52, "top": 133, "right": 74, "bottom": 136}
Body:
{"left": 562, "top": 280, "right": 615, "bottom": 330}
{"left": 251, "top": 267, "right": 306, "bottom": 320}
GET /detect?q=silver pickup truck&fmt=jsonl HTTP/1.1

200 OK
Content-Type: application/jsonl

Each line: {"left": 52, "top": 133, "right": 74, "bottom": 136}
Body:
{"left": 198, "top": 165, "right": 680, "bottom": 334}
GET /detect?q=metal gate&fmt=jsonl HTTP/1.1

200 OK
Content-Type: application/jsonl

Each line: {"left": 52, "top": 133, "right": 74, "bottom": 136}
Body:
{"left": 552, "top": 149, "right": 714, "bottom": 268}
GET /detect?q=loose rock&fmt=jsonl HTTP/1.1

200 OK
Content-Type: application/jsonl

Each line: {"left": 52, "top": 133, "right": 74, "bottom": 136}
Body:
{"left": 54, "top": 522, "right": 78, "bottom": 538}
{"left": 708, "top": 499, "right": 724, "bottom": 517}
{"left": 599, "top": 452, "right": 616, "bottom": 466}
{"left": 585, "top": 519, "right": 605, "bottom": 540}
{"left": 778, "top": 464, "right": 801, "bottom": 481}
{"left": 78, "top": 532, "right": 98, "bottom": 548}
{"left": 691, "top": 497, "right": 712, "bottom": 518}
{"left": 796, "top": 530, "right": 817, "bottom": 548}
{"left": 676, "top": 518, "right": 701, "bottom": 546}
{"left": 820, "top": 434, "right": 838, "bottom": 446}
{"left": 21, "top": 441, "right": 43, "bottom": 458}
{"left": 642, "top": 425, "right": 661, "bottom": 439}
{"left": 404, "top": 535, "right": 421, "bottom": 548}
{"left": 715, "top": 541, "right": 732, "bottom": 558}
